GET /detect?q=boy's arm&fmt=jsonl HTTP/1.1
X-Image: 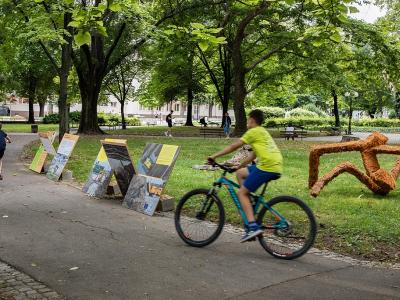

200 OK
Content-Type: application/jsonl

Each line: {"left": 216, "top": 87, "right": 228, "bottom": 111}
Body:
{"left": 209, "top": 139, "right": 244, "bottom": 161}
{"left": 5, "top": 136, "right": 11, "bottom": 143}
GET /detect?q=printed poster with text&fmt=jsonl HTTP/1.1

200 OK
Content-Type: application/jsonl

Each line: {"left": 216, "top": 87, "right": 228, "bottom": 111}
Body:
{"left": 82, "top": 139, "right": 125, "bottom": 197}
{"left": 29, "top": 131, "right": 56, "bottom": 173}
{"left": 47, "top": 134, "right": 79, "bottom": 181}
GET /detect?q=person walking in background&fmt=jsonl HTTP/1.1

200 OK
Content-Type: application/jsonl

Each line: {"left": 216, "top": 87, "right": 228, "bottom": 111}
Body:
{"left": 223, "top": 112, "right": 232, "bottom": 138}
{"left": 165, "top": 110, "right": 174, "bottom": 137}
{"left": 0, "top": 123, "right": 12, "bottom": 180}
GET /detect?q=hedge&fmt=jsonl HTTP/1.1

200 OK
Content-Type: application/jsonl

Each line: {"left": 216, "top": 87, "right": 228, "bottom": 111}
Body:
{"left": 264, "top": 117, "right": 400, "bottom": 128}
{"left": 43, "top": 112, "right": 140, "bottom": 126}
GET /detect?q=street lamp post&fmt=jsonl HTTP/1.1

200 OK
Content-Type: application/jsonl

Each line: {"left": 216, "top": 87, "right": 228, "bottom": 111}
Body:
{"left": 345, "top": 91, "right": 358, "bottom": 135}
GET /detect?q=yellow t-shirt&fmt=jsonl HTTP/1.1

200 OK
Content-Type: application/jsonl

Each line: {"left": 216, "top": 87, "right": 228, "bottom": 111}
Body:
{"left": 240, "top": 126, "right": 283, "bottom": 173}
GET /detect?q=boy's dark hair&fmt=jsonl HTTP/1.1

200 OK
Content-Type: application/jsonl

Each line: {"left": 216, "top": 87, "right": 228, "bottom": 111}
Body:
{"left": 248, "top": 109, "right": 265, "bottom": 125}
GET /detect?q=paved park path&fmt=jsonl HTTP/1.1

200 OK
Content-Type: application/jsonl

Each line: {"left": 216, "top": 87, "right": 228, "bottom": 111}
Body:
{"left": 0, "top": 135, "right": 399, "bottom": 300}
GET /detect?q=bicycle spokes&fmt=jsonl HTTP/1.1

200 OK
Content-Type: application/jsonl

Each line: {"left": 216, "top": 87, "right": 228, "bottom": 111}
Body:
{"left": 258, "top": 199, "right": 316, "bottom": 258}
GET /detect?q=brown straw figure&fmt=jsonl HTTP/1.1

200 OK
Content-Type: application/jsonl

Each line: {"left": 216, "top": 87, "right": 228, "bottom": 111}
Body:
{"left": 309, "top": 132, "right": 400, "bottom": 197}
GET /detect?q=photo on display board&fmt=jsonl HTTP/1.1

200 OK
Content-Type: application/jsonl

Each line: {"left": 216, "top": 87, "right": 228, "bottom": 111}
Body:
{"left": 46, "top": 153, "right": 68, "bottom": 181}
{"left": 82, "top": 146, "right": 113, "bottom": 197}
{"left": 123, "top": 175, "right": 165, "bottom": 216}
{"left": 102, "top": 141, "right": 136, "bottom": 196}
{"left": 46, "top": 134, "right": 79, "bottom": 181}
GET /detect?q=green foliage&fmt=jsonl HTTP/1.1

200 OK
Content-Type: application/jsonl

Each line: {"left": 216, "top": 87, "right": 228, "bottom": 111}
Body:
{"left": 97, "top": 112, "right": 140, "bottom": 126}
{"left": 258, "top": 106, "right": 285, "bottom": 118}
{"left": 301, "top": 104, "right": 328, "bottom": 117}
{"left": 264, "top": 117, "right": 330, "bottom": 128}
{"left": 287, "top": 108, "right": 319, "bottom": 118}
{"left": 43, "top": 113, "right": 60, "bottom": 124}
{"left": 264, "top": 116, "right": 400, "bottom": 128}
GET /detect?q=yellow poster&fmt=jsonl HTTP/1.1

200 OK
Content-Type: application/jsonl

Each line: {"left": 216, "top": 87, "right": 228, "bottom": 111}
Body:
{"left": 156, "top": 145, "right": 179, "bottom": 166}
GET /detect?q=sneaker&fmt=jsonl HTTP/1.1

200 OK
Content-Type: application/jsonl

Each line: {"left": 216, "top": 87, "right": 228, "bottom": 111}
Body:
{"left": 240, "top": 228, "right": 263, "bottom": 243}
{"left": 164, "top": 132, "right": 168, "bottom": 136}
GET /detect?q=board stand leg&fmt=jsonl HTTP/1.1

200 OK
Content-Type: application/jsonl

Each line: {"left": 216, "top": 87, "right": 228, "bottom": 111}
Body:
{"left": 156, "top": 194, "right": 175, "bottom": 212}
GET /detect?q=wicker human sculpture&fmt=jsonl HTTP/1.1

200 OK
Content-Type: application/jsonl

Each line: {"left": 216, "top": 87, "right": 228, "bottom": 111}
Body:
{"left": 309, "top": 132, "right": 400, "bottom": 197}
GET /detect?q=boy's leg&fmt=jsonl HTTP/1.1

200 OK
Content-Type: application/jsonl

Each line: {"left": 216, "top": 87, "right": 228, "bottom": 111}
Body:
{"left": 237, "top": 186, "right": 255, "bottom": 222}
{"left": 236, "top": 167, "right": 255, "bottom": 221}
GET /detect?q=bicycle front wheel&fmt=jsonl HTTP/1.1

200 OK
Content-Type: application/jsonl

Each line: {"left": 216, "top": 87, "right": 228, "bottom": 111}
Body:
{"left": 257, "top": 196, "right": 317, "bottom": 260}
{"left": 175, "top": 189, "right": 225, "bottom": 247}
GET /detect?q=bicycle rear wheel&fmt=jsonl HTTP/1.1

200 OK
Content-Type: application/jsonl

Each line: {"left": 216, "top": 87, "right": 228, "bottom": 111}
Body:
{"left": 175, "top": 189, "right": 225, "bottom": 247}
{"left": 257, "top": 196, "right": 317, "bottom": 260}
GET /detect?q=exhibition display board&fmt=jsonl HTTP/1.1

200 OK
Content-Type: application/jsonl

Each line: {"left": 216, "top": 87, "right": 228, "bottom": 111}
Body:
{"left": 47, "top": 134, "right": 79, "bottom": 181}
{"left": 101, "top": 139, "right": 136, "bottom": 196}
{"left": 123, "top": 143, "right": 180, "bottom": 216}
{"left": 30, "top": 132, "right": 56, "bottom": 173}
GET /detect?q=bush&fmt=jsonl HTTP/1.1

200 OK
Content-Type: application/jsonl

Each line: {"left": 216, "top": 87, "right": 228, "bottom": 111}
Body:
{"left": 264, "top": 116, "right": 400, "bottom": 129}
{"left": 43, "top": 113, "right": 59, "bottom": 124}
{"left": 353, "top": 118, "right": 400, "bottom": 128}
{"left": 69, "top": 111, "right": 81, "bottom": 124}
{"left": 126, "top": 117, "right": 141, "bottom": 126}
{"left": 287, "top": 108, "right": 318, "bottom": 118}
{"left": 301, "top": 104, "right": 328, "bottom": 117}
{"left": 258, "top": 106, "right": 285, "bottom": 118}
{"left": 264, "top": 117, "right": 330, "bottom": 128}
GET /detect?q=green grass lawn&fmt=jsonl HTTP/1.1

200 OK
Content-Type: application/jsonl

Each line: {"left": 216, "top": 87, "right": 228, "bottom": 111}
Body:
{"left": 26, "top": 136, "right": 400, "bottom": 263}
{"left": 2, "top": 124, "right": 59, "bottom": 133}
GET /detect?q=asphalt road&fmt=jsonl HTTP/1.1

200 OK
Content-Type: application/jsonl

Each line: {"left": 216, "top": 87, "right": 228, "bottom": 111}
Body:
{"left": 0, "top": 135, "right": 399, "bottom": 300}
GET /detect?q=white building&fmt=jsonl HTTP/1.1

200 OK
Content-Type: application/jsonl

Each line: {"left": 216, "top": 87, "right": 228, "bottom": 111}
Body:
{"left": 71, "top": 97, "right": 234, "bottom": 124}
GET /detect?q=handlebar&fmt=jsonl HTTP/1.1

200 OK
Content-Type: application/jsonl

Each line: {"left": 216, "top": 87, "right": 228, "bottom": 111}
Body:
{"left": 208, "top": 159, "right": 236, "bottom": 173}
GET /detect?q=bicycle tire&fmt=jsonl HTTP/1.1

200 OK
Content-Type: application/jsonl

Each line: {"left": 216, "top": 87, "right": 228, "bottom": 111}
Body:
{"left": 175, "top": 189, "right": 225, "bottom": 247}
{"left": 257, "top": 195, "right": 317, "bottom": 260}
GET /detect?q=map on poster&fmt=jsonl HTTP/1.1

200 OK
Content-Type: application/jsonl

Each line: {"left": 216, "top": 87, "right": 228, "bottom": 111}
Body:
{"left": 124, "top": 143, "right": 180, "bottom": 216}
{"left": 47, "top": 134, "right": 79, "bottom": 181}
{"left": 82, "top": 146, "right": 113, "bottom": 197}
{"left": 101, "top": 140, "right": 136, "bottom": 196}
{"left": 123, "top": 175, "right": 165, "bottom": 216}
{"left": 29, "top": 131, "right": 57, "bottom": 173}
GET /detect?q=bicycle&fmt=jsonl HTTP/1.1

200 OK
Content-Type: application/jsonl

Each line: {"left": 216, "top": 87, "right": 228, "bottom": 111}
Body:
{"left": 175, "top": 161, "right": 317, "bottom": 260}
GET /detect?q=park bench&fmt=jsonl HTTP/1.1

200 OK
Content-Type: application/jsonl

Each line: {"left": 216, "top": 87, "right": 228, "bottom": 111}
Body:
{"left": 199, "top": 127, "right": 225, "bottom": 138}
{"left": 146, "top": 121, "right": 157, "bottom": 126}
{"left": 280, "top": 127, "right": 308, "bottom": 140}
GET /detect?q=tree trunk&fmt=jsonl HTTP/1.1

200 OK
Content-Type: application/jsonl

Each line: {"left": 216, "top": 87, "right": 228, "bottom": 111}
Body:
{"left": 331, "top": 88, "right": 340, "bottom": 128}
{"left": 27, "top": 73, "right": 36, "bottom": 124}
{"left": 232, "top": 43, "right": 247, "bottom": 135}
{"left": 208, "top": 101, "right": 213, "bottom": 118}
{"left": 185, "top": 86, "right": 194, "bottom": 126}
{"left": 75, "top": 34, "right": 106, "bottom": 134}
{"left": 394, "top": 92, "right": 400, "bottom": 118}
{"left": 78, "top": 78, "right": 103, "bottom": 134}
{"left": 121, "top": 101, "right": 126, "bottom": 130}
{"left": 38, "top": 101, "right": 45, "bottom": 117}
{"left": 58, "top": 13, "right": 73, "bottom": 142}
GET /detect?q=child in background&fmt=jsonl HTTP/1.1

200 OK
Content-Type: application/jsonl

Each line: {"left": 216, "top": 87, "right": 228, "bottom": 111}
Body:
{"left": 0, "top": 123, "right": 12, "bottom": 180}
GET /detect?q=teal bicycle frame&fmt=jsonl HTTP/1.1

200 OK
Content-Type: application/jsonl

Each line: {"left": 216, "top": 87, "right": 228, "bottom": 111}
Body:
{"left": 212, "top": 172, "right": 289, "bottom": 230}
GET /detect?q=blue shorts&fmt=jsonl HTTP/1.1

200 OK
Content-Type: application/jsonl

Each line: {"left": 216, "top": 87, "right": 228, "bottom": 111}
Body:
{"left": 243, "top": 164, "right": 281, "bottom": 192}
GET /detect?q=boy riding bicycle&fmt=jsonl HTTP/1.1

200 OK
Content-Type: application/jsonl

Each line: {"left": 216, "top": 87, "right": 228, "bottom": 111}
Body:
{"left": 208, "top": 109, "right": 282, "bottom": 242}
